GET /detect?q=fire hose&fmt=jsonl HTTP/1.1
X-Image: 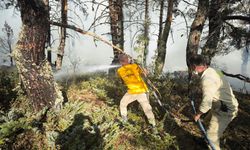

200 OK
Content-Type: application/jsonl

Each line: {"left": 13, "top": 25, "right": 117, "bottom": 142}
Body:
{"left": 188, "top": 78, "right": 216, "bottom": 150}
{"left": 141, "top": 67, "right": 215, "bottom": 149}
{"left": 137, "top": 65, "right": 164, "bottom": 107}
{"left": 118, "top": 53, "right": 215, "bottom": 149}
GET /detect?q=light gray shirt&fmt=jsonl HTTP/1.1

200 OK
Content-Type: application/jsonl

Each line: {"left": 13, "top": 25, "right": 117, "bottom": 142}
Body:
{"left": 199, "top": 67, "right": 238, "bottom": 115}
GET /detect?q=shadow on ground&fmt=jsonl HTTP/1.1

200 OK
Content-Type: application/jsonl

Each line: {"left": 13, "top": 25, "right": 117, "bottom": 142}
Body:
{"left": 55, "top": 113, "right": 103, "bottom": 150}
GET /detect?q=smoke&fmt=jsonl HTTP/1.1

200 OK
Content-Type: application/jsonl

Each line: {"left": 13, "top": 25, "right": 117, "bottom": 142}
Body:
{"left": 241, "top": 45, "right": 249, "bottom": 76}
{"left": 54, "top": 64, "right": 120, "bottom": 80}
{"left": 241, "top": 25, "right": 250, "bottom": 76}
{"left": 240, "top": 35, "right": 249, "bottom": 93}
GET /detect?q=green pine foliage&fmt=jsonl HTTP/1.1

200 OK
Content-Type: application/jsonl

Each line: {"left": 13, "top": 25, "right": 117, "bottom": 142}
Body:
{"left": 0, "top": 67, "right": 19, "bottom": 111}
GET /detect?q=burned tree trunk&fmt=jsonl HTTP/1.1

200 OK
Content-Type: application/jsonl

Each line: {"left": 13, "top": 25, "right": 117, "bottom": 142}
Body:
{"left": 157, "top": 0, "right": 164, "bottom": 47}
{"left": 202, "top": 0, "right": 225, "bottom": 64}
{"left": 56, "top": 0, "right": 68, "bottom": 70}
{"left": 154, "top": 0, "right": 173, "bottom": 75}
{"left": 45, "top": 0, "right": 52, "bottom": 65}
{"left": 13, "top": 0, "right": 62, "bottom": 112}
{"left": 186, "top": 0, "right": 209, "bottom": 69}
{"left": 108, "top": 0, "right": 124, "bottom": 74}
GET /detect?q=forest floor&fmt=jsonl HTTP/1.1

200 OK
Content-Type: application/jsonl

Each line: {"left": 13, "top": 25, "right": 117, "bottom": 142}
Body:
{"left": 60, "top": 73, "right": 250, "bottom": 150}
{"left": 0, "top": 68, "right": 250, "bottom": 149}
{"left": 163, "top": 91, "right": 250, "bottom": 150}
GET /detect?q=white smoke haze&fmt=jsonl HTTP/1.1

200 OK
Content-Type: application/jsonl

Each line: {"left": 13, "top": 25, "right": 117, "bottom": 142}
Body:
{"left": 53, "top": 64, "right": 120, "bottom": 80}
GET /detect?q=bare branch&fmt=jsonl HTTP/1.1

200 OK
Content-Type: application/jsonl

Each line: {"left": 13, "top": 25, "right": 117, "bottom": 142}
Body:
{"left": 88, "top": 10, "right": 110, "bottom": 31}
{"left": 87, "top": 0, "right": 109, "bottom": 31}
{"left": 87, "top": 21, "right": 110, "bottom": 30}
{"left": 223, "top": 15, "right": 250, "bottom": 22}
{"left": 222, "top": 71, "right": 250, "bottom": 83}
{"left": 50, "top": 21, "right": 124, "bottom": 53}
{"left": 176, "top": 9, "right": 189, "bottom": 38}
{"left": 182, "top": 0, "right": 197, "bottom": 7}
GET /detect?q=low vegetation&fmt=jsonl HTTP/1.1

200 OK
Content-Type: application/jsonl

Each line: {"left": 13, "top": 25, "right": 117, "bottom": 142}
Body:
{"left": 0, "top": 68, "right": 249, "bottom": 149}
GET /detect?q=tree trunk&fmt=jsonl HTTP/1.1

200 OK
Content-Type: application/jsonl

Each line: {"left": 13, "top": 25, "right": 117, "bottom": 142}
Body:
{"left": 202, "top": 0, "right": 225, "bottom": 64}
{"left": 56, "top": 0, "right": 68, "bottom": 70}
{"left": 13, "top": 0, "right": 62, "bottom": 112}
{"left": 142, "top": 0, "right": 150, "bottom": 67}
{"left": 157, "top": 0, "right": 164, "bottom": 48}
{"left": 186, "top": 0, "right": 209, "bottom": 70}
{"left": 7, "top": 35, "right": 13, "bottom": 66}
{"left": 154, "top": 0, "right": 173, "bottom": 75}
{"left": 108, "top": 0, "right": 124, "bottom": 61}
{"left": 45, "top": 0, "right": 52, "bottom": 65}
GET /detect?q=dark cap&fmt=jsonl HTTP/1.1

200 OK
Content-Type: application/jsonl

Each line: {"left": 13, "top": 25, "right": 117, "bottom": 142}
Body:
{"left": 190, "top": 55, "right": 209, "bottom": 66}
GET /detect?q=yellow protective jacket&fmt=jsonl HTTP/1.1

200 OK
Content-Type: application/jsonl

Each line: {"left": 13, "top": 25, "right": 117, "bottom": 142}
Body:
{"left": 117, "top": 63, "right": 148, "bottom": 94}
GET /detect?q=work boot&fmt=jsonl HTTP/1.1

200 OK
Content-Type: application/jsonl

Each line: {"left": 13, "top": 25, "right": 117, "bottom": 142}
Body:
{"left": 148, "top": 125, "right": 159, "bottom": 135}
{"left": 128, "top": 119, "right": 136, "bottom": 125}
{"left": 115, "top": 117, "right": 128, "bottom": 129}
{"left": 152, "top": 127, "right": 159, "bottom": 135}
{"left": 121, "top": 115, "right": 128, "bottom": 123}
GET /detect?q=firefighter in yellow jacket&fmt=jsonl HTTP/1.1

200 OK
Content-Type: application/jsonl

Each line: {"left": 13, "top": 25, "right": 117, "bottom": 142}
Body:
{"left": 117, "top": 54, "right": 156, "bottom": 128}
{"left": 191, "top": 55, "right": 238, "bottom": 150}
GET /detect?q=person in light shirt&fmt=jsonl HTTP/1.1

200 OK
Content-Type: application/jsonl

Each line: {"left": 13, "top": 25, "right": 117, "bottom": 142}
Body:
{"left": 191, "top": 55, "right": 238, "bottom": 150}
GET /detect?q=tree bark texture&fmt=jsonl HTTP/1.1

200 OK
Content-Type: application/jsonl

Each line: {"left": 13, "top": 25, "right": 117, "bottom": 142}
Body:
{"left": 154, "top": 0, "right": 173, "bottom": 75}
{"left": 13, "top": 0, "right": 60, "bottom": 112}
{"left": 45, "top": 0, "right": 52, "bottom": 64}
{"left": 186, "top": 0, "right": 209, "bottom": 69}
{"left": 108, "top": 0, "right": 124, "bottom": 63}
{"left": 202, "top": 0, "right": 225, "bottom": 64}
{"left": 157, "top": 0, "right": 164, "bottom": 48}
{"left": 142, "top": 0, "right": 150, "bottom": 67}
{"left": 56, "top": 0, "right": 68, "bottom": 70}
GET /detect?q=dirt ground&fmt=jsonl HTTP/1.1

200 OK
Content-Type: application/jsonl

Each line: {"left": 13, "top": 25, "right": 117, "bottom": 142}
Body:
{"left": 166, "top": 92, "right": 250, "bottom": 150}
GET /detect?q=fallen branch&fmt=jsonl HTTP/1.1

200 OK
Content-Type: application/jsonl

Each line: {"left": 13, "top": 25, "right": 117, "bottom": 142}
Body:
{"left": 49, "top": 21, "right": 124, "bottom": 53}
{"left": 222, "top": 71, "right": 250, "bottom": 83}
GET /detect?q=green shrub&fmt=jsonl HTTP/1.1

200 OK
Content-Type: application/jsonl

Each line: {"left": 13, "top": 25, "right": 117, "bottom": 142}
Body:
{"left": 0, "top": 68, "right": 19, "bottom": 111}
